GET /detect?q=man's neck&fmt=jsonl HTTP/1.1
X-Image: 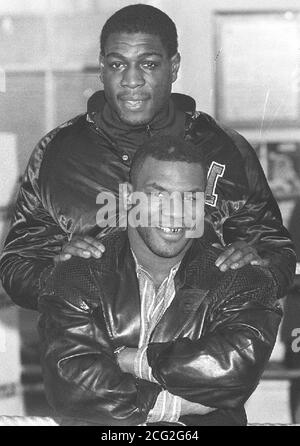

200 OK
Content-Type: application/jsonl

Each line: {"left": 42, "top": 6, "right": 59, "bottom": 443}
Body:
{"left": 106, "top": 102, "right": 171, "bottom": 131}
{"left": 128, "top": 228, "right": 192, "bottom": 286}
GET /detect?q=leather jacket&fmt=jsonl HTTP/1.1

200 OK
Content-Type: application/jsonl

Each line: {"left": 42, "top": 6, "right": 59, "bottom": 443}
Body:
{"left": 38, "top": 230, "right": 282, "bottom": 426}
{"left": 0, "top": 91, "right": 295, "bottom": 310}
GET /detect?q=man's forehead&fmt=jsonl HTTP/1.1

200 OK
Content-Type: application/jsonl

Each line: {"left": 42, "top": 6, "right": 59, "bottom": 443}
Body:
{"left": 103, "top": 32, "right": 167, "bottom": 56}
{"left": 137, "top": 159, "right": 206, "bottom": 189}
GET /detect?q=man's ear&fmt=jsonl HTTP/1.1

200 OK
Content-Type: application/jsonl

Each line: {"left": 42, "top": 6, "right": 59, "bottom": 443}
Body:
{"left": 120, "top": 182, "right": 134, "bottom": 211}
{"left": 99, "top": 54, "right": 105, "bottom": 84}
{"left": 171, "top": 52, "right": 181, "bottom": 83}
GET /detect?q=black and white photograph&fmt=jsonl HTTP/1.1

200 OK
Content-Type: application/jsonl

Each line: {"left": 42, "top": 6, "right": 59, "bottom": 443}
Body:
{"left": 0, "top": 0, "right": 300, "bottom": 429}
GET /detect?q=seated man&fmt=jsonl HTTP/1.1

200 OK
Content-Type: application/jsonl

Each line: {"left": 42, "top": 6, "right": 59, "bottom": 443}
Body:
{"left": 38, "top": 135, "right": 282, "bottom": 426}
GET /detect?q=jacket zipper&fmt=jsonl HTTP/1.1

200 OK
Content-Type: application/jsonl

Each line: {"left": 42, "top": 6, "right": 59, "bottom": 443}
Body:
{"left": 146, "top": 124, "right": 152, "bottom": 137}
{"left": 88, "top": 114, "right": 153, "bottom": 158}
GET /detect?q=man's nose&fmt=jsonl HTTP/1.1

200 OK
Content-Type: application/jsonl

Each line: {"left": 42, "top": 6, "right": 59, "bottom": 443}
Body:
{"left": 121, "top": 66, "right": 145, "bottom": 88}
{"left": 160, "top": 195, "right": 185, "bottom": 225}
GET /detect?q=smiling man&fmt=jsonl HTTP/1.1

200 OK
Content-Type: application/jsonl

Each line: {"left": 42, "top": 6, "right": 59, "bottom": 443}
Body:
{"left": 38, "top": 136, "right": 282, "bottom": 426}
{"left": 126, "top": 136, "right": 206, "bottom": 263}
{"left": 0, "top": 4, "right": 295, "bottom": 310}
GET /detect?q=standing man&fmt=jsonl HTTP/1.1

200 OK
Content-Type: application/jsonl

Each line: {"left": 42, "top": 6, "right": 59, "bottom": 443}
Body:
{"left": 0, "top": 4, "right": 295, "bottom": 310}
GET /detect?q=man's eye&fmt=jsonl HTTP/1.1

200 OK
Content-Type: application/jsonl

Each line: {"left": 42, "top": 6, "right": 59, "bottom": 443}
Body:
{"left": 152, "top": 191, "right": 166, "bottom": 200}
{"left": 110, "top": 62, "right": 125, "bottom": 70}
{"left": 184, "top": 194, "right": 197, "bottom": 202}
{"left": 142, "top": 61, "right": 158, "bottom": 70}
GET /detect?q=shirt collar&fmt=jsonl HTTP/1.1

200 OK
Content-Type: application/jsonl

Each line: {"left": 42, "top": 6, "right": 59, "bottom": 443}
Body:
{"left": 131, "top": 248, "right": 181, "bottom": 283}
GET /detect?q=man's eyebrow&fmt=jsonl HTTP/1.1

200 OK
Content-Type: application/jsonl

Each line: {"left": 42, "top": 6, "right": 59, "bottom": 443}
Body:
{"left": 144, "top": 183, "right": 167, "bottom": 191}
{"left": 185, "top": 188, "right": 205, "bottom": 193}
{"left": 105, "top": 52, "right": 163, "bottom": 59}
{"left": 139, "top": 52, "right": 163, "bottom": 58}
{"left": 145, "top": 184, "right": 205, "bottom": 193}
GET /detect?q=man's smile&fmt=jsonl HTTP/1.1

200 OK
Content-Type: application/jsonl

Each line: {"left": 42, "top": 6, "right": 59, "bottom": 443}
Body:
{"left": 156, "top": 226, "right": 185, "bottom": 241}
{"left": 122, "top": 100, "right": 147, "bottom": 111}
{"left": 118, "top": 95, "right": 150, "bottom": 111}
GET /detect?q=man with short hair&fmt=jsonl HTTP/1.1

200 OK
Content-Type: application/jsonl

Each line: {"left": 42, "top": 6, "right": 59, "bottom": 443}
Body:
{"left": 38, "top": 135, "right": 281, "bottom": 426}
{"left": 0, "top": 4, "right": 295, "bottom": 310}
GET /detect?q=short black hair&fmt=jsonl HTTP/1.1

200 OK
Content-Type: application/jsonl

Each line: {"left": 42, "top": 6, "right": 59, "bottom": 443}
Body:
{"left": 100, "top": 4, "right": 178, "bottom": 58}
{"left": 130, "top": 135, "right": 207, "bottom": 186}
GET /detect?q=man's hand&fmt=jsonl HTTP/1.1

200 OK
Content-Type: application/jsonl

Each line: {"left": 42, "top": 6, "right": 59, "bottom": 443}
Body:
{"left": 180, "top": 399, "right": 215, "bottom": 416}
{"left": 54, "top": 236, "right": 105, "bottom": 263}
{"left": 117, "top": 348, "right": 138, "bottom": 375}
{"left": 215, "top": 241, "right": 270, "bottom": 272}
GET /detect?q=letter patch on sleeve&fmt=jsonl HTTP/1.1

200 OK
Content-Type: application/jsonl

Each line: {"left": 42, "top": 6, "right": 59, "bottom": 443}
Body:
{"left": 205, "top": 162, "right": 226, "bottom": 207}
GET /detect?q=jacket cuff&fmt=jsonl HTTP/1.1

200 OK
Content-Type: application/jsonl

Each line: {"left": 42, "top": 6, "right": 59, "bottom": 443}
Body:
{"left": 147, "top": 391, "right": 182, "bottom": 423}
{"left": 134, "top": 346, "right": 159, "bottom": 384}
{"left": 136, "top": 379, "right": 162, "bottom": 422}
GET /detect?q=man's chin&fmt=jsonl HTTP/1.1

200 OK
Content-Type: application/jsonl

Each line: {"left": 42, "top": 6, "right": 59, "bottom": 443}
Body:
{"left": 119, "top": 113, "right": 152, "bottom": 127}
{"left": 116, "top": 104, "right": 153, "bottom": 127}
{"left": 153, "top": 250, "right": 182, "bottom": 259}
{"left": 135, "top": 228, "right": 190, "bottom": 259}
{"left": 149, "top": 241, "right": 188, "bottom": 259}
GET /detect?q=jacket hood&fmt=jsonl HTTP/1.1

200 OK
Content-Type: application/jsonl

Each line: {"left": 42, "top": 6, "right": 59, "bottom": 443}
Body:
{"left": 86, "top": 90, "right": 195, "bottom": 156}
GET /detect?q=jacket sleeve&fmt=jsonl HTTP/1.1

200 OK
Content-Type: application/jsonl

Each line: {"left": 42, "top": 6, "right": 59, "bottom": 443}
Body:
{"left": 223, "top": 128, "right": 296, "bottom": 297}
{"left": 147, "top": 272, "right": 282, "bottom": 410}
{"left": 0, "top": 138, "right": 67, "bottom": 310}
{"left": 38, "top": 259, "right": 160, "bottom": 426}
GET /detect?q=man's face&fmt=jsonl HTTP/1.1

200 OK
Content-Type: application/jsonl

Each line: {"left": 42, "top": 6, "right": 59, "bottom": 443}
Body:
{"left": 128, "top": 158, "right": 206, "bottom": 258}
{"left": 99, "top": 32, "right": 180, "bottom": 126}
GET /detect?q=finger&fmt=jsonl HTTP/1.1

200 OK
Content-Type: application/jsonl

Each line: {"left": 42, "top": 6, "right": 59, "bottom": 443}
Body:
{"left": 218, "top": 249, "right": 257, "bottom": 272}
{"left": 215, "top": 246, "right": 237, "bottom": 267}
{"left": 212, "top": 243, "right": 224, "bottom": 250}
{"left": 75, "top": 238, "right": 105, "bottom": 256}
{"left": 229, "top": 253, "right": 260, "bottom": 270}
{"left": 218, "top": 249, "right": 248, "bottom": 271}
{"left": 250, "top": 258, "right": 270, "bottom": 267}
{"left": 54, "top": 253, "right": 72, "bottom": 264}
{"left": 62, "top": 245, "right": 95, "bottom": 259}
{"left": 82, "top": 236, "right": 106, "bottom": 253}
{"left": 64, "top": 240, "right": 103, "bottom": 259}
{"left": 59, "top": 253, "right": 72, "bottom": 261}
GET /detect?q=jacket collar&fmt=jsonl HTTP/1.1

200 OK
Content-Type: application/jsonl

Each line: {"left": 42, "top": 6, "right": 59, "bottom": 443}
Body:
{"left": 98, "top": 228, "right": 219, "bottom": 291}
{"left": 95, "top": 229, "right": 222, "bottom": 345}
{"left": 87, "top": 91, "right": 189, "bottom": 154}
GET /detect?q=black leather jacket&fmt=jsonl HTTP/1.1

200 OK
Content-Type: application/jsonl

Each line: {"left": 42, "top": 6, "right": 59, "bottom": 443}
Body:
{"left": 38, "top": 230, "right": 282, "bottom": 426}
{"left": 0, "top": 91, "right": 295, "bottom": 310}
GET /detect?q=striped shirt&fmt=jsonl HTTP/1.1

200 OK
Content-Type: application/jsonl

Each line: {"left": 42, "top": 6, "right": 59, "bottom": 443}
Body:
{"left": 132, "top": 251, "right": 183, "bottom": 424}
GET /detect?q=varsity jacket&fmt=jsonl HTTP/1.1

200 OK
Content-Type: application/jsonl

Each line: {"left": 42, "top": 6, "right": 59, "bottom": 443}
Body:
{"left": 0, "top": 91, "right": 295, "bottom": 310}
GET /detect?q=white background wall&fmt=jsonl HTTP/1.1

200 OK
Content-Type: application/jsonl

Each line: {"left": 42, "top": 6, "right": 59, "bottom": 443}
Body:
{"left": 1, "top": 0, "right": 300, "bottom": 114}
{"left": 156, "top": 0, "right": 300, "bottom": 114}
{"left": 0, "top": 0, "right": 298, "bottom": 423}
